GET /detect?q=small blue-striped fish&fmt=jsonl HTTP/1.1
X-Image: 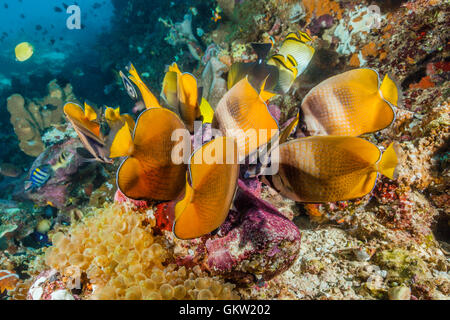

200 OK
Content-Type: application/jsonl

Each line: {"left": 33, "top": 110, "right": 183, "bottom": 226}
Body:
{"left": 27, "top": 165, "right": 51, "bottom": 190}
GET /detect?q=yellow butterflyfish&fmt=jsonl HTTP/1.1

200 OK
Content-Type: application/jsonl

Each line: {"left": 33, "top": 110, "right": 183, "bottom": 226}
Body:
{"left": 262, "top": 136, "right": 400, "bottom": 203}
{"left": 15, "top": 42, "right": 34, "bottom": 62}
{"left": 113, "top": 108, "right": 187, "bottom": 201}
{"left": 174, "top": 136, "right": 239, "bottom": 239}
{"left": 301, "top": 68, "right": 398, "bottom": 136}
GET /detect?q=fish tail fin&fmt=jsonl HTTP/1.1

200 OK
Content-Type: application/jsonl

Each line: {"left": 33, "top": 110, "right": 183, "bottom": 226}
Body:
{"left": 377, "top": 142, "right": 400, "bottom": 179}
{"left": 379, "top": 74, "right": 401, "bottom": 107}
{"left": 251, "top": 43, "right": 272, "bottom": 61}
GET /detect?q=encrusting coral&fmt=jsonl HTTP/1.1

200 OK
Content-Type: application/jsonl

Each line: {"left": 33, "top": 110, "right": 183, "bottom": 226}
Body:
{"left": 44, "top": 203, "right": 240, "bottom": 300}
{"left": 6, "top": 80, "right": 79, "bottom": 157}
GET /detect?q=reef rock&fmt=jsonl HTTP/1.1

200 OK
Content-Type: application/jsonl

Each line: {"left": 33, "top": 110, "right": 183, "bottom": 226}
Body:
{"left": 174, "top": 180, "right": 301, "bottom": 285}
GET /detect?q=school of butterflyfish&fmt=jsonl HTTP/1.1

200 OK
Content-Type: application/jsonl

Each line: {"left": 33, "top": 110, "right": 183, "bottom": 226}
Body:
{"left": 64, "top": 31, "right": 400, "bottom": 240}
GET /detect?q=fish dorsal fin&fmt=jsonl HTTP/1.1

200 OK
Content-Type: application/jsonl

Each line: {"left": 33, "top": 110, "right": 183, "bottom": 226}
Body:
{"left": 377, "top": 142, "right": 400, "bottom": 179}
{"left": 259, "top": 77, "right": 277, "bottom": 102}
{"left": 169, "top": 62, "right": 182, "bottom": 74}
{"left": 177, "top": 72, "right": 199, "bottom": 132}
{"left": 108, "top": 122, "right": 134, "bottom": 158}
{"left": 213, "top": 77, "right": 279, "bottom": 159}
{"left": 126, "top": 62, "right": 161, "bottom": 109}
{"left": 173, "top": 136, "right": 239, "bottom": 239}
{"left": 116, "top": 108, "right": 188, "bottom": 201}
{"left": 84, "top": 102, "right": 98, "bottom": 121}
{"left": 161, "top": 70, "right": 179, "bottom": 109}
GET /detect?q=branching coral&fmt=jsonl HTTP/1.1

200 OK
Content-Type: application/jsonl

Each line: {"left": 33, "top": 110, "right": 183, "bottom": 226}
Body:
{"left": 44, "top": 203, "right": 240, "bottom": 300}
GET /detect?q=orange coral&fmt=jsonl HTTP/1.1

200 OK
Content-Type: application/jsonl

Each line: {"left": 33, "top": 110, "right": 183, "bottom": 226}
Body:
{"left": 361, "top": 42, "right": 378, "bottom": 58}
{"left": 302, "top": 0, "right": 343, "bottom": 23}
{"left": 0, "top": 270, "right": 19, "bottom": 294}
{"left": 409, "top": 76, "right": 435, "bottom": 89}
{"left": 349, "top": 53, "right": 360, "bottom": 67}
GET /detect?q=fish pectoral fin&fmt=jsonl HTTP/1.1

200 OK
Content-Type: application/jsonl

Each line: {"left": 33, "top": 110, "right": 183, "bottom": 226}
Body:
{"left": 377, "top": 142, "right": 400, "bottom": 180}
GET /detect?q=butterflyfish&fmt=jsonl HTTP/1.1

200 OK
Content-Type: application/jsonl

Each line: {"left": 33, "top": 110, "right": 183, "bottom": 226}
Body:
{"left": 125, "top": 62, "right": 161, "bottom": 108}
{"left": 212, "top": 77, "right": 279, "bottom": 160}
{"left": 301, "top": 68, "right": 398, "bottom": 136}
{"left": 64, "top": 102, "right": 112, "bottom": 163}
{"left": 15, "top": 42, "right": 34, "bottom": 62}
{"left": 262, "top": 136, "right": 400, "bottom": 203}
{"left": 278, "top": 31, "right": 315, "bottom": 76}
{"left": 112, "top": 108, "right": 188, "bottom": 201}
{"left": 227, "top": 42, "right": 279, "bottom": 92}
{"left": 267, "top": 53, "right": 298, "bottom": 93}
{"left": 173, "top": 136, "right": 239, "bottom": 239}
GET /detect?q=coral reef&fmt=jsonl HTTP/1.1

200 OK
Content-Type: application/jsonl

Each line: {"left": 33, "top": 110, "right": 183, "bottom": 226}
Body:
{"left": 44, "top": 203, "right": 240, "bottom": 300}
{"left": 6, "top": 80, "right": 79, "bottom": 157}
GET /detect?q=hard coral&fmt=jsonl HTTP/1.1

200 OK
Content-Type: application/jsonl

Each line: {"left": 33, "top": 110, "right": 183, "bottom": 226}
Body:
{"left": 44, "top": 203, "right": 239, "bottom": 300}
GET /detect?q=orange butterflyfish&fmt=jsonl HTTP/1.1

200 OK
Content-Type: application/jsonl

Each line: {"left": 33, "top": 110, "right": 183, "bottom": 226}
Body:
{"left": 262, "top": 136, "right": 400, "bottom": 203}
{"left": 301, "top": 68, "right": 398, "bottom": 136}
{"left": 212, "top": 77, "right": 279, "bottom": 160}
{"left": 227, "top": 43, "right": 279, "bottom": 92}
{"left": 112, "top": 108, "right": 188, "bottom": 201}
{"left": 63, "top": 102, "right": 112, "bottom": 163}
{"left": 125, "top": 62, "right": 161, "bottom": 109}
{"left": 173, "top": 136, "right": 239, "bottom": 239}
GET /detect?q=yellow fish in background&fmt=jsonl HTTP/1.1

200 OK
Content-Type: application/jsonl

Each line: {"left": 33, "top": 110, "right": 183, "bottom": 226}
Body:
{"left": 301, "top": 68, "right": 398, "bottom": 136}
{"left": 278, "top": 31, "right": 315, "bottom": 76}
{"left": 109, "top": 107, "right": 187, "bottom": 201}
{"left": 161, "top": 62, "right": 206, "bottom": 132}
{"left": 124, "top": 62, "right": 161, "bottom": 109}
{"left": 104, "top": 106, "right": 135, "bottom": 131}
{"left": 262, "top": 136, "right": 400, "bottom": 203}
{"left": 174, "top": 136, "right": 239, "bottom": 239}
{"left": 212, "top": 77, "right": 279, "bottom": 160}
{"left": 15, "top": 42, "right": 34, "bottom": 62}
